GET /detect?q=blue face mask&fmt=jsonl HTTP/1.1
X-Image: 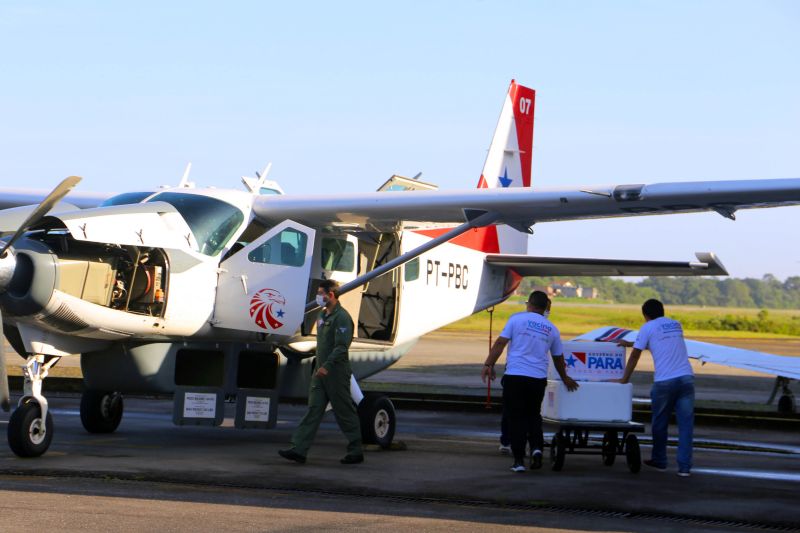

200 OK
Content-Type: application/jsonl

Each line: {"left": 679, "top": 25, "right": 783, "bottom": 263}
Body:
{"left": 315, "top": 294, "right": 328, "bottom": 307}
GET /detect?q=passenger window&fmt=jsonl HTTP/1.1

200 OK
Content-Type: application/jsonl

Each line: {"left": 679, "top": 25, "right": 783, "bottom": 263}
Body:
{"left": 321, "top": 238, "right": 355, "bottom": 272}
{"left": 248, "top": 228, "right": 307, "bottom": 267}
{"left": 404, "top": 257, "right": 420, "bottom": 282}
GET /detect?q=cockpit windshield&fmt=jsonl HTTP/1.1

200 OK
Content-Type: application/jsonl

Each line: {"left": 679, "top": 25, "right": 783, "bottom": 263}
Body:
{"left": 99, "top": 191, "right": 154, "bottom": 207}
{"left": 146, "top": 192, "right": 244, "bottom": 256}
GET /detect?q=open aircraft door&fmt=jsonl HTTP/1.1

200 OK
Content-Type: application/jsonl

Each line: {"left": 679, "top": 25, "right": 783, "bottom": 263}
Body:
{"left": 213, "top": 220, "right": 316, "bottom": 337}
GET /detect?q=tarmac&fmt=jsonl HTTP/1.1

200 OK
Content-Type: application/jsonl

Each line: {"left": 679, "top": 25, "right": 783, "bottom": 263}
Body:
{"left": 1, "top": 332, "right": 799, "bottom": 531}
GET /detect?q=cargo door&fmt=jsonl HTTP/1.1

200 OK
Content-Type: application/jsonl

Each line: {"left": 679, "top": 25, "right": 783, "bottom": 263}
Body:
{"left": 213, "top": 220, "right": 315, "bottom": 336}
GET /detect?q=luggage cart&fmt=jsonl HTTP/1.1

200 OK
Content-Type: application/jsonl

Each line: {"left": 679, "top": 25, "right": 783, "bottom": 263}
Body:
{"left": 544, "top": 418, "right": 645, "bottom": 473}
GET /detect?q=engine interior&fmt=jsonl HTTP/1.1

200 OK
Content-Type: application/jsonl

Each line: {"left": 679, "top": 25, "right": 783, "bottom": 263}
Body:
{"left": 37, "top": 229, "right": 169, "bottom": 316}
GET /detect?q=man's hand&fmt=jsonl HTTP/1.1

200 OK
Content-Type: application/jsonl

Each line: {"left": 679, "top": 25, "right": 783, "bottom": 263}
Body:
{"left": 616, "top": 340, "right": 633, "bottom": 348}
{"left": 481, "top": 365, "right": 496, "bottom": 383}
{"left": 315, "top": 367, "right": 329, "bottom": 378}
{"left": 563, "top": 376, "right": 580, "bottom": 392}
{"left": 609, "top": 377, "right": 628, "bottom": 384}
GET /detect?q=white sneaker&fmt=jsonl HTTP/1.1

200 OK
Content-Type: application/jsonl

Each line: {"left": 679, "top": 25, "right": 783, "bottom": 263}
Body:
{"left": 510, "top": 463, "right": 526, "bottom": 473}
{"left": 498, "top": 444, "right": 511, "bottom": 455}
{"left": 677, "top": 471, "right": 691, "bottom": 477}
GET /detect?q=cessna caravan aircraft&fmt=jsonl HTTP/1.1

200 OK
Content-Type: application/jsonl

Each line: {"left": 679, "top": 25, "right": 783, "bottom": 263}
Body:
{"left": 1, "top": 81, "right": 799, "bottom": 457}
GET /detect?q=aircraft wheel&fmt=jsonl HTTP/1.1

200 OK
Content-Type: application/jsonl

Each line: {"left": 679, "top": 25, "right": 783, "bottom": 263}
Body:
{"left": 601, "top": 431, "right": 618, "bottom": 466}
{"left": 550, "top": 433, "right": 566, "bottom": 471}
{"left": 358, "top": 394, "right": 396, "bottom": 449}
{"left": 8, "top": 399, "right": 54, "bottom": 458}
{"left": 625, "top": 434, "right": 641, "bottom": 473}
{"left": 80, "top": 390, "right": 124, "bottom": 434}
{"left": 777, "top": 394, "right": 795, "bottom": 414}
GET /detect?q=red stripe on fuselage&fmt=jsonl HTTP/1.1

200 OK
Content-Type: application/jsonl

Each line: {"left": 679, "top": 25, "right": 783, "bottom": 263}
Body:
{"left": 422, "top": 169, "right": 500, "bottom": 252}
{"left": 415, "top": 226, "right": 500, "bottom": 253}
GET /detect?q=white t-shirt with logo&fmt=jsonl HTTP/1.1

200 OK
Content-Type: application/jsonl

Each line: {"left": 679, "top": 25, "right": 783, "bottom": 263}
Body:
{"left": 633, "top": 316, "right": 693, "bottom": 382}
{"left": 499, "top": 311, "right": 564, "bottom": 378}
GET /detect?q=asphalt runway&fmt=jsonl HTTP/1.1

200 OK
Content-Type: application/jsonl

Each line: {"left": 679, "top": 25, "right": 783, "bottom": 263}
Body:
{"left": 1, "top": 395, "right": 799, "bottom": 531}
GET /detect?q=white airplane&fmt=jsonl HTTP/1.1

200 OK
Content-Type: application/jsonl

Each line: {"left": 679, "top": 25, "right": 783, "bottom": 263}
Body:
{"left": 572, "top": 327, "right": 800, "bottom": 413}
{"left": 1, "top": 81, "right": 799, "bottom": 457}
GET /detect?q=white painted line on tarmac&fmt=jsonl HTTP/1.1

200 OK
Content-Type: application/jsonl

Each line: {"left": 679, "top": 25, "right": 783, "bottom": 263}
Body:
{"left": 693, "top": 468, "right": 800, "bottom": 483}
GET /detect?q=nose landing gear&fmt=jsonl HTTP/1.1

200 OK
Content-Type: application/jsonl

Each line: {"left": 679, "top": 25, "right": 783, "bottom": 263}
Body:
{"left": 7, "top": 354, "right": 60, "bottom": 457}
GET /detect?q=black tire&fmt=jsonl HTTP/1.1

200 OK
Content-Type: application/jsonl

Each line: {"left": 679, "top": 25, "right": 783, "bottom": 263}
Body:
{"left": 80, "top": 390, "right": 124, "bottom": 434}
{"left": 8, "top": 399, "right": 54, "bottom": 458}
{"left": 550, "top": 433, "right": 566, "bottom": 471}
{"left": 625, "top": 434, "right": 641, "bottom": 473}
{"left": 777, "top": 394, "right": 795, "bottom": 414}
{"left": 358, "top": 394, "right": 396, "bottom": 449}
{"left": 601, "top": 431, "right": 618, "bottom": 466}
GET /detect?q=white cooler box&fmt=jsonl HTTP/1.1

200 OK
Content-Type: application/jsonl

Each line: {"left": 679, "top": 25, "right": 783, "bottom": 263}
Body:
{"left": 542, "top": 380, "right": 633, "bottom": 422}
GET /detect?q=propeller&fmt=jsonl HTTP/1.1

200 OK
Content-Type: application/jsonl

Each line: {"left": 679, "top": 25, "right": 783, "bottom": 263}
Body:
{"left": 0, "top": 175, "right": 82, "bottom": 411}
{"left": 0, "top": 175, "right": 81, "bottom": 259}
{"left": 1, "top": 310, "right": 8, "bottom": 412}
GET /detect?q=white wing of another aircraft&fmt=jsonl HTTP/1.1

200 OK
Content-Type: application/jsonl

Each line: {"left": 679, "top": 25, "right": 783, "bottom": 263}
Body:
{"left": 572, "top": 326, "right": 800, "bottom": 380}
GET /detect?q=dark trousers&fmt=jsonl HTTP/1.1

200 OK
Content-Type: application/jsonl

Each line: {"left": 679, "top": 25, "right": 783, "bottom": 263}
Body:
{"left": 502, "top": 374, "right": 547, "bottom": 463}
{"left": 500, "top": 408, "right": 540, "bottom": 451}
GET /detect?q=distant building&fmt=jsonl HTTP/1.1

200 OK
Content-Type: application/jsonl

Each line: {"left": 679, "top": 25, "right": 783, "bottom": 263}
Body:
{"left": 529, "top": 285, "right": 556, "bottom": 297}
{"left": 582, "top": 287, "right": 600, "bottom": 299}
{"left": 530, "top": 282, "right": 600, "bottom": 299}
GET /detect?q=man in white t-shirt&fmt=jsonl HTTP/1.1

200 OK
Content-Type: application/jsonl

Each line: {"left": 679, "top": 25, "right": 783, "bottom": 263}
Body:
{"left": 482, "top": 291, "right": 579, "bottom": 473}
{"left": 614, "top": 299, "right": 694, "bottom": 477}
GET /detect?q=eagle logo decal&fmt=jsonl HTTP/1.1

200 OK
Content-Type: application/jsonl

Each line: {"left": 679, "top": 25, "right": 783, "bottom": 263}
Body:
{"left": 249, "top": 288, "right": 287, "bottom": 330}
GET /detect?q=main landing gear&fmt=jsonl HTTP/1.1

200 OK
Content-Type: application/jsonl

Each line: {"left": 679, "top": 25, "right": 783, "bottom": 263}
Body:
{"left": 767, "top": 376, "right": 795, "bottom": 414}
{"left": 7, "top": 354, "right": 59, "bottom": 457}
{"left": 349, "top": 376, "right": 396, "bottom": 449}
{"left": 359, "top": 393, "right": 396, "bottom": 449}
{"left": 80, "top": 390, "right": 124, "bottom": 434}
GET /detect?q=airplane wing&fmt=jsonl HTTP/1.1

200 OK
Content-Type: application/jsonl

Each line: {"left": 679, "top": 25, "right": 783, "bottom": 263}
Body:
{"left": 252, "top": 178, "right": 800, "bottom": 231}
{"left": 572, "top": 327, "right": 800, "bottom": 379}
{"left": 0, "top": 187, "right": 109, "bottom": 211}
{"left": 485, "top": 252, "right": 727, "bottom": 276}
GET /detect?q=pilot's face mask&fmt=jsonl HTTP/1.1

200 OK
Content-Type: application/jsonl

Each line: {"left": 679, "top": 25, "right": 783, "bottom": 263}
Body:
{"left": 315, "top": 293, "right": 328, "bottom": 307}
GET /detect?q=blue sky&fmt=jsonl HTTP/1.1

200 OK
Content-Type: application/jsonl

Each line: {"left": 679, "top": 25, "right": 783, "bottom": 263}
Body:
{"left": 1, "top": 1, "right": 798, "bottom": 279}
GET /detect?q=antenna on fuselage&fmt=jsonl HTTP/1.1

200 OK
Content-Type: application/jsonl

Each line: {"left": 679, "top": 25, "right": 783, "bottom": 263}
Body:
{"left": 242, "top": 162, "right": 272, "bottom": 194}
{"left": 178, "top": 163, "right": 195, "bottom": 188}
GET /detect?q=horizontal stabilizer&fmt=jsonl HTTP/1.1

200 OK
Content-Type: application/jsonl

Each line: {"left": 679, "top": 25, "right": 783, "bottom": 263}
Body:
{"left": 572, "top": 327, "right": 800, "bottom": 379}
{"left": 485, "top": 252, "right": 727, "bottom": 277}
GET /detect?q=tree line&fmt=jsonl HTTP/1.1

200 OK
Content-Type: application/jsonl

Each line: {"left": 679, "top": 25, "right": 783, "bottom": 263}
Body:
{"left": 521, "top": 275, "right": 800, "bottom": 309}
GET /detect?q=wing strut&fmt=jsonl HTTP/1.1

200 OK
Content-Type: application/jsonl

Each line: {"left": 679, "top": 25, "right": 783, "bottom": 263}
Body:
{"left": 304, "top": 210, "right": 500, "bottom": 311}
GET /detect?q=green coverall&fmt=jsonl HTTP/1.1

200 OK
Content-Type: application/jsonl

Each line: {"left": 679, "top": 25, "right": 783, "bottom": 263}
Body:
{"left": 290, "top": 302, "right": 363, "bottom": 457}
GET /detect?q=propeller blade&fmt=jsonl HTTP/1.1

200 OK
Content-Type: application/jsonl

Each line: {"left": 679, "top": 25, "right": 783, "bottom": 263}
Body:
{"left": 0, "top": 310, "right": 9, "bottom": 412}
{"left": 0, "top": 175, "right": 81, "bottom": 258}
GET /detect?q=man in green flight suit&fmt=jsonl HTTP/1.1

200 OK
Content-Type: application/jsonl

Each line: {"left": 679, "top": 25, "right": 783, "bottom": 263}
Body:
{"left": 279, "top": 279, "right": 364, "bottom": 465}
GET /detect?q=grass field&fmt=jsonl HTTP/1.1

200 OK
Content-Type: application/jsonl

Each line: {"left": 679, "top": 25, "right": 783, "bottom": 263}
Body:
{"left": 440, "top": 300, "right": 800, "bottom": 339}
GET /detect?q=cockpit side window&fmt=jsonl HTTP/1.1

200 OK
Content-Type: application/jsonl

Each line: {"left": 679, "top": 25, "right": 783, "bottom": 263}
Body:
{"left": 146, "top": 192, "right": 245, "bottom": 256}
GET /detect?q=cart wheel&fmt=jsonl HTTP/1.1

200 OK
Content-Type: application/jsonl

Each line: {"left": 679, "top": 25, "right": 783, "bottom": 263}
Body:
{"left": 550, "top": 433, "right": 566, "bottom": 471}
{"left": 601, "top": 431, "right": 618, "bottom": 466}
{"left": 625, "top": 434, "right": 641, "bottom": 473}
